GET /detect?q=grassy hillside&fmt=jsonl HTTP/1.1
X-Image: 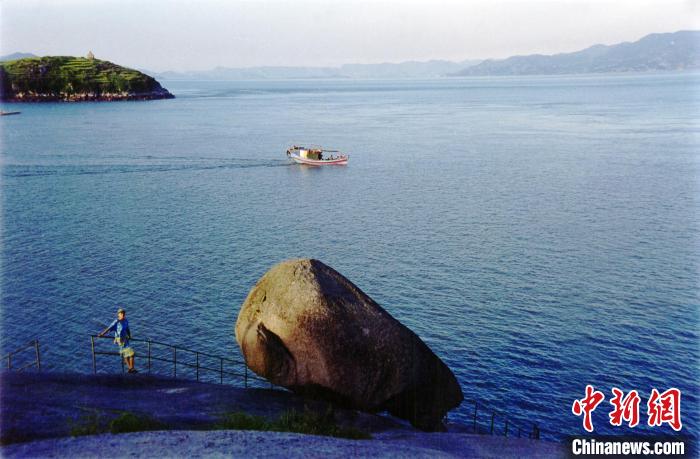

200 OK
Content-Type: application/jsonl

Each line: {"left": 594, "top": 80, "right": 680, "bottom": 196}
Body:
{"left": 0, "top": 56, "right": 173, "bottom": 101}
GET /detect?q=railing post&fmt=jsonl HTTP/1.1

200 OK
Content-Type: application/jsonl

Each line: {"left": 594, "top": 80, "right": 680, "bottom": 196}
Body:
{"left": 490, "top": 412, "right": 495, "bottom": 434}
{"left": 83, "top": 336, "right": 291, "bottom": 393}
{"left": 504, "top": 419, "right": 508, "bottom": 437}
{"left": 7, "top": 353, "right": 11, "bottom": 370}
{"left": 532, "top": 424, "right": 539, "bottom": 440}
{"left": 91, "top": 336, "right": 96, "bottom": 374}
{"left": 472, "top": 402, "right": 477, "bottom": 433}
{"left": 173, "top": 347, "right": 177, "bottom": 378}
{"left": 34, "top": 340, "right": 41, "bottom": 370}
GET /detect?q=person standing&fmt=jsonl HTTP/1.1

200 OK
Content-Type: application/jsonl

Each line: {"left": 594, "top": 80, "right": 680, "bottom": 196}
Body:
{"left": 99, "top": 308, "right": 137, "bottom": 373}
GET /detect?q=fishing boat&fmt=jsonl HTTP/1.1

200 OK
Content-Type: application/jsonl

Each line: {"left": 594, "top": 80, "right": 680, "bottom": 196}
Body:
{"left": 0, "top": 111, "right": 21, "bottom": 116}
{"left": 286, "top": 145, "right": 348, "bottom": 165}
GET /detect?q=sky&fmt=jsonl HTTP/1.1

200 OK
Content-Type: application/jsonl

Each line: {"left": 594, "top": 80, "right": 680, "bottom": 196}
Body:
{"left": 1, "top": 0, "right": 698, "bottom": 72}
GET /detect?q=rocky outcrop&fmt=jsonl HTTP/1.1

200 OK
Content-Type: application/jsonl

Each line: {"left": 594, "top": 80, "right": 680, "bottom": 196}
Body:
{"left": 235, "top": 259, "right": 463, "bottom": 431}
{"left": 2, "top": 87, "right": 174, "bottom": 102}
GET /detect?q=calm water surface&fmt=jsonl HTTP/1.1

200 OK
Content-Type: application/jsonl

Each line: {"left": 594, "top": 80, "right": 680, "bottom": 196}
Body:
{"left": 2, "top": 74, "right": 699, "bottom": 440}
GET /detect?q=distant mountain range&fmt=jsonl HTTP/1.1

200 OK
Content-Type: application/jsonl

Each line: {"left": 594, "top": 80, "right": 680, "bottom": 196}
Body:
{"left": 0, "top": 52, "right": 38, "bottom": 61}
{"left": 5, "top": 30, "right": 698, "bottom": 81}
{"left": 452, "top": 31, "right": 700, "bottom": 76}
{"left": 150, "top": 59, "right": 482, "bottom": 80}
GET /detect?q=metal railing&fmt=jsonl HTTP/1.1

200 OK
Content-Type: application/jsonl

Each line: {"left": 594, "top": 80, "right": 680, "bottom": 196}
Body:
{"left": 89, "top": 335, "right": 272, "bottom": 389}
{"left": 89, "top": 335, "right": 540, "bottom": 439}
{"left": 3, "top": 339, "right": 41, "bottom": 372}
{"left": 464, "top": 398, "right": 540, "bottom": 440}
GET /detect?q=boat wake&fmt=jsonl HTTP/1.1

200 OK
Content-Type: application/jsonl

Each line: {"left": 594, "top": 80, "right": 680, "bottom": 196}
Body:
{"left": 3, "top": 159, "right": 292, "bottom": 178}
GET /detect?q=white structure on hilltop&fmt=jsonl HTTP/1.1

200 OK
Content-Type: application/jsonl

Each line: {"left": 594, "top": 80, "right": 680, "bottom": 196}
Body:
{"left": 86, "top": 51, "right": 95, "bottom": 60}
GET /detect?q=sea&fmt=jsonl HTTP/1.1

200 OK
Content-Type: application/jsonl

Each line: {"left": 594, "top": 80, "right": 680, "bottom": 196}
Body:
{"left": 1, "top": 73, "right": 698, "bottom": 441}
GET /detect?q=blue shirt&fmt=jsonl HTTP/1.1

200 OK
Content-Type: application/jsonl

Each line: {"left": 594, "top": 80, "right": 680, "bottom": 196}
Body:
{"left": 107, "top": 318, "right": 130, "bottom": 345}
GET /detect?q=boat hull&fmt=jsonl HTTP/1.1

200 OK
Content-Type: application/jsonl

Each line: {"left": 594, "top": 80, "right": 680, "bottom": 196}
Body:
{"left": 289, "top": 154, "right": 348, "bottom": 166}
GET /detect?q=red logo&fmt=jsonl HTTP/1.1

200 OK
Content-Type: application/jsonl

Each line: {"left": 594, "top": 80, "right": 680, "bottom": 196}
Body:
{"left": 572, "top": 385, "right": 606, "bottom": 432}
{"left": 647, "top": 388, "right": 682, "bottom": 431}
{"left": 609, "top": 387, "right": 641, "bottom": 428}
{"left": 573, "top": 386, "right": 682, "bottom": 432}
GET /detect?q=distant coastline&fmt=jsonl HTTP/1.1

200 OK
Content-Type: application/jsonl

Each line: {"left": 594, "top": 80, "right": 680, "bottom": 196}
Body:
{"left": 139, "top": 30, "right": 698, "bottom": 80}
{"left": 3, "top": 31, "right": 696, "bottom": 86}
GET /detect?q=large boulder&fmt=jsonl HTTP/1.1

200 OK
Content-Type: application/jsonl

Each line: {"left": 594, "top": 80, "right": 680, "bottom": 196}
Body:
{"left": 235, "top": 259, "right": 463, "bottom": 431}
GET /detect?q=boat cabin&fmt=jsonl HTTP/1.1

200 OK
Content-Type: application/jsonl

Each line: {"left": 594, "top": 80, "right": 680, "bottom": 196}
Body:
{"left": 299, "top": 148, "right": 323, "bottom": 160}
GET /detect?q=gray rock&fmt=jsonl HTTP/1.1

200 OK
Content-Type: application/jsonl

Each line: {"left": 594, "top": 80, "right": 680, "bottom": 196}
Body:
{"left": 235, "top": 259, "right": 463, "bottom": 431}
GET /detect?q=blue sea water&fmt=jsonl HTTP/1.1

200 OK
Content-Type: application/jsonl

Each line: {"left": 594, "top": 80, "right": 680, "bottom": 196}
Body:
{"left": 1, "top": 74, "right": 699, "bottom": 440}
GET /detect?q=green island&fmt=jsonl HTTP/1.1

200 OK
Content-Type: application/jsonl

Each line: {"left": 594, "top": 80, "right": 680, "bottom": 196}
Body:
{"left": 0, "top": 55, "right": 174, "bottom": 102}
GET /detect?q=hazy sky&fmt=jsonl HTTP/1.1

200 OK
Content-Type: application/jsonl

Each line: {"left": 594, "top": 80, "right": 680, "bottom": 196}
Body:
{"left": 2, "top": 0, "right": 698, "bottom": 71}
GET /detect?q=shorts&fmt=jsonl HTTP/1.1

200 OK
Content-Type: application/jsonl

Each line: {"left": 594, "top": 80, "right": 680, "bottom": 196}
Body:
{"left": 120, "top": 346, "right": 135, "bottom": 358}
